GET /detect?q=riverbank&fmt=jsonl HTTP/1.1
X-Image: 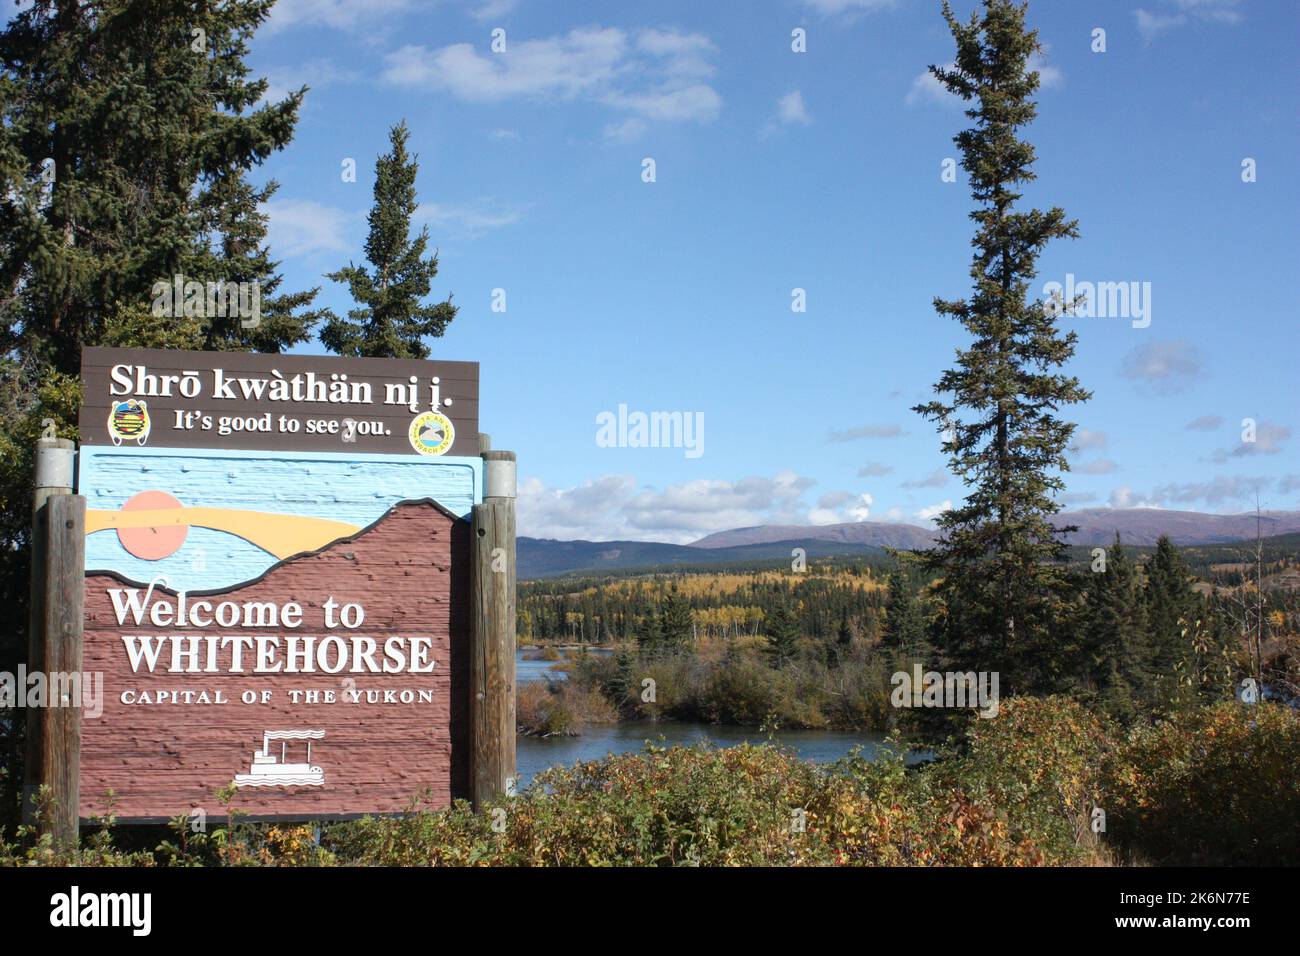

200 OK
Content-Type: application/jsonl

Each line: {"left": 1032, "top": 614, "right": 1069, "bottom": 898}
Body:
{"left": 516, "top": 719, "right": 904, "bottom": 789}
{"left": 515, "top": 641, "right": 898, "bottom": 736}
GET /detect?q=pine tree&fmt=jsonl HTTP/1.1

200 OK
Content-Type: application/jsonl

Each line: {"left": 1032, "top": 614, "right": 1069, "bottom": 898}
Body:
{"left": 637, "top": 606, "right": 662, "bottom": 656}
{"left": 659, "top": 585, "right": 693, "bottom": 650}
{"left": 1145, "top": 535, "right": 1199, "bottom": 703}
{"left": 836, "top": 611, "right": 854, "bottom": 649}
{"left": 913, "top": 0, "right": 1089, "bottom": 694}
{"left": 0, "top": 0, "right": 326, "bottom": 373}
{"left": 323, "top": 121, "right": 457, "bottom": 359}
{"left": 1084, "top": 535, "right": 1150, "bottom": 720}
{"left": 881, "top": 572, "right": 928, "bottom": 659}
{"left": 764, "top": 597, "right": 801, "bottom": 669}
{"left": 0, "top": 2, "right": 328, "bottom": 819}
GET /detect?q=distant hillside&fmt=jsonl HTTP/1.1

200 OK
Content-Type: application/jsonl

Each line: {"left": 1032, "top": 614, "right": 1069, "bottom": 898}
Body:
{"left": 518, "top": 536, "right": 887, "bottom": 579}
{"left": 691, "top": 521, "right": 935, "bottom": 551}
{"left": 520, "top": 508, "right": 1300, "bottom": 579}
{"left": 689, "top": 509, "right": 1300, "bottom": 550}
{"left": 1053, "top": 509, "right": 1300, "bottom": 546}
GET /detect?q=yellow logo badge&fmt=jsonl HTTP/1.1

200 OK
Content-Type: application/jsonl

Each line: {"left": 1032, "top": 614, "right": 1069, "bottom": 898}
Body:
{"left": 408, "top": 411, "right": 454, "bottom": 456}
{"left": 108, "top": 399, "right": 151, "bottom": 446}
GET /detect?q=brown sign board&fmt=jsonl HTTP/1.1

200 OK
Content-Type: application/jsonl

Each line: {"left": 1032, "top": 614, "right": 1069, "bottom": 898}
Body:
{"left": 76, "top": 346, "right": 482, "bottom": 822}
{"left": 79, "top": 346, "right": 479, "bottom": 457}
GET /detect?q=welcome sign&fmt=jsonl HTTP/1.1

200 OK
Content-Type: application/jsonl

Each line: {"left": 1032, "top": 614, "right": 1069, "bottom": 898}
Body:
{"left": 77, "top": 347, "right": 482, "bottom": 822}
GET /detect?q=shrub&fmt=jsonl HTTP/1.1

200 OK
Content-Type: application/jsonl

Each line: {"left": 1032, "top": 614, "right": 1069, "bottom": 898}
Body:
{"left": 940, "top": 696, "right": 1112, "bottom": 862}
{"left": 1103, "top": 700, "right": 1300, "bottom": 864}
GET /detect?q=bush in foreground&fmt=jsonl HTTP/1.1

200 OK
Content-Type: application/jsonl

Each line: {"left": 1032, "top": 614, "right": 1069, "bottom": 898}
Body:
{"left": 3, "top": 698, "right": 1295, "bottom": 866}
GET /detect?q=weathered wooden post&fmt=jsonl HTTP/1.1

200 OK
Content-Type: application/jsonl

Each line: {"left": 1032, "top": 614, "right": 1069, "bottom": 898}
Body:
{"left": 39, "top": 494, "right": 85, "bottom": 848}
{"left": 23, "top": 437, "right": 75, "bottom": 830}
{"left": 470, "top": 448, "right": 517, "bottom": 806}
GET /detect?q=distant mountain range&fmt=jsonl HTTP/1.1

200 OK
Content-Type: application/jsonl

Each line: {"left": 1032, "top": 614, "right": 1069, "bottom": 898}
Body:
{"left": 518, "top": 508, "right": 1300, "bottom": 579}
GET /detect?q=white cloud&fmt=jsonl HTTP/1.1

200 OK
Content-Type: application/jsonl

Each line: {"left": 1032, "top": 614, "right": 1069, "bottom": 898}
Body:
{"left": 1070, "top": 428, "right": 1108, "bottom": 453}
{"left": 810, "top": 492, "right": 873, "bottom": 525}
{"left": 847, "top": 494, "right": 873, "bottom": 521}
{"left": 905, "top": 64, "right": 958, "bottom": 107}
{"left": 1028, "top": 49, "right": 1063, "bottom": 90}
{"left": 518, "top": 471, "right": 832, "bottom": 543}
{"left": 1119, "top": 339, "right": 1205, "bottom": 395}
{"left": 1109, "top": 485, "right": 1162, "bottom": 509}
{"left": 907, "top": 51, "right": 1060, "bottom": 107}
{"left": 1215, "top": 421, "right": 1291, "bottom": 460}
{"left": 603, "top": 118, "right": 648, "bottom": 144}
{"left": 858, "top": 462, "right": 893, "bottom": 477}
{"left": 517, "top": 474, "right": 639, "bottom": 540}
{"left": 262, "top": 199, "right": 353, "bottom": 259}
{"left": 415, "top": 199, "right": 525, "bottom": 238}
{"left": 914, "top": 500, "right": 952, "bottom": 523}
{"left": 902, "top": 469, "right": 948, "bottom": 489}
{"left": 1153, "top": 475, "right": 1269, "bottom": 505}
{"left": 1136, "top": 0, "right": 1244, "bottom": 42}
{"left": 604, "top": 84, "right": 721, "bottom": 123}
{"left": 384, "top": 27, "right": 721, "bottom": 131}
{"left": 1079, "top": 459, "right": 1119, "bottom": 475}
{"left": 471, "top": 0, "right": 518, "bottom": 22}
{"left": 776, "top": 90, "right": 813, "bottom": 126}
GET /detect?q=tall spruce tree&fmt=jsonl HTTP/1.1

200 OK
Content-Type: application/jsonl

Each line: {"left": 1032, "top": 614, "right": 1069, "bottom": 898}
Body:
{"left": 764, "top": 597, "right": 801, "bottom": 668}
{"left": 1145, "top": 535, "right": 1199, "bottom": 693}
{"left": 0, "top": 0, "right": 327, "bottom": 817}
{"left": 658, "top": 585, "right": 693, "bottom": 650}
{"left": 881, "top": 571, "right": 928, "bottom": 659}
{"left": 914, "top": 0, "right": 1089, "bottom": 694}
{"left": 0, "top": 0, "right": 327, "bottom": 372}
{"left": 1084, "top": 535, "right": 1151, "bottom": 720}
{"left": 322, "top": 121, "right": 457, "bottom": 359}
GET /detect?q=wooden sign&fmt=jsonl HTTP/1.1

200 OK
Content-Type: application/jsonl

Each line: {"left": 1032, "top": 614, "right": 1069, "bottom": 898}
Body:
{"left": 76, "top": 347, "right": 486, "bottom": 822}
{"left": 79, "top": 346, "right": 479, "bottom": 458}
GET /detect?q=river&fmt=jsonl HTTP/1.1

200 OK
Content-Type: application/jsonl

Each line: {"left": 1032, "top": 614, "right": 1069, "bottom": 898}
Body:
{"left": 515, "top": 648, "right": 894, "bottom": 789}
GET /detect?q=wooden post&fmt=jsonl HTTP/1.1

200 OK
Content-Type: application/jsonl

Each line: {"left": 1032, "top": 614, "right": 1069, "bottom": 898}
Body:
{"left": 23, "top": 437, "right": 75, "bottom": 828}
{"left": 39, "top": 494, "right": 85, "bottom": 847}
{"left": 470, "top": 450, "right": 516, "bottom": 806}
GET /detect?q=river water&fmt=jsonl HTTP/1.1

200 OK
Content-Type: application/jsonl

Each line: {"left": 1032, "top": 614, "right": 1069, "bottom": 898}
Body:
{"left": 515, "top": 649, "right": 891, "bottom": 789}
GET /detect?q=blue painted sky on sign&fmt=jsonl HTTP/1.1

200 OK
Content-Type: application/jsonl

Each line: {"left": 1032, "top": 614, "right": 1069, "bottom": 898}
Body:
{"left": 80, "top": 447, "right": 482, "bottom": 592}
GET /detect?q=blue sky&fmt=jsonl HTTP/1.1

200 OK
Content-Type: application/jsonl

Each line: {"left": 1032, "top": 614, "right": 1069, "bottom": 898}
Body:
{"left": 246, "top": 0, "right": 1298, "bottom": 542}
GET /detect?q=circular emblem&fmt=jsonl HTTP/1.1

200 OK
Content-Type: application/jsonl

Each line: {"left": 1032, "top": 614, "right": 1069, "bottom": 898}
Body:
{"left": 408, "top": 411, "right": 455, "bottom": 456}
{"left": 108, "top": 399, "right": 151, "bottom": 446}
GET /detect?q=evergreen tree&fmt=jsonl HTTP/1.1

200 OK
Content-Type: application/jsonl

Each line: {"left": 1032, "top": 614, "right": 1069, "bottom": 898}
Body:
{"left": 0, "top": 1, "right": 326, "bottom": 818}
{"left": 1084, "top": 535, "right": 1150, "bottom": 720}
{"left": 0, "top": 0, "right": 326, "bottom": 372}
{"left": 659, "top": 585, "right": 693, "bottom": 650}
{"left": 836, "top": 611, "right": 854, "bottom": 649}
{"left": 913, "top": 0, "right": 1089, "bottom": 694}
{"left": 608, "top": 650, "right": 635, "bottom": 713}
{"left": 322, "top": 121, "right": 457, "bottom": 359}
{"left": 881, "top": 572, "right": 928, "bottom": 658}
{"left": 1145, "top": 535, "right": 1199, "bottom": 702}
{"left": 636, "top": 606, "right": 663, "bottom": 656}
{"left": 764, "top": 597, "right": 801, "bottom": 669}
